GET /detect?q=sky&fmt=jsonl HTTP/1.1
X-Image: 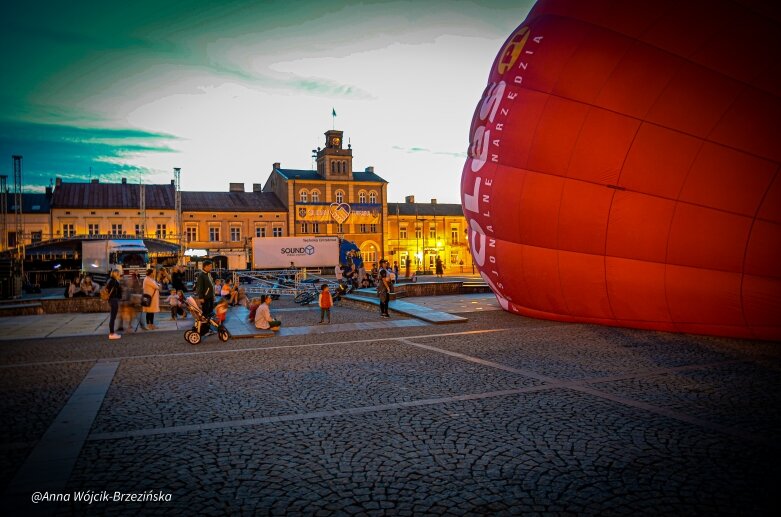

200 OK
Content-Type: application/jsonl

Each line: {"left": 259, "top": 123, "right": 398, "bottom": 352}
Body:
{"left": 0, "top": 0, "right": 535, "bottom": 203}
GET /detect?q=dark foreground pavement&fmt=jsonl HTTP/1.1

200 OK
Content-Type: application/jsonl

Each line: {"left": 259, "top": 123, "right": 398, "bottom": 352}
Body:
{"left": 1, "top": 309, "right": 779, "bottom": 516}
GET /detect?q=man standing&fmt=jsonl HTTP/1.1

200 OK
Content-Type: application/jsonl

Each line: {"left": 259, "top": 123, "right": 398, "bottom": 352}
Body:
{"left": 195, "top": 260, "right": 216, "bottom": 317}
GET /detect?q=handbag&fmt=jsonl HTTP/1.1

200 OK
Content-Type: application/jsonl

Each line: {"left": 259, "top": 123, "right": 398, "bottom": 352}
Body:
{"left": 100, "top": 287, "right": 111, "bottom": 301}
{"left": 142, "top": 284, "right": 158, "bottom": 308}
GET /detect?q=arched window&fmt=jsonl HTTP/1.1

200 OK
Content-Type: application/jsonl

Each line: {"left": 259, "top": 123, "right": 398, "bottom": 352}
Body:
{"left": 369, "top": 191, "right": 377, "bottom": 204}
{"left": 331, "top": 162, "right": 335, "bottom": 174}
{"left": 335, "top": 190, "right": 344, "bottom": 204}
{"left": 311, "top": 190, "right": 320, "bottom": 203}
{"left": 300, "top": 190, "right": 308, "bottom": 203}
{"left": 341, "top": 161, "right": 346, "bottom": 173}
{"left": 359, "top": 190, "right": 367, "bottom": 203}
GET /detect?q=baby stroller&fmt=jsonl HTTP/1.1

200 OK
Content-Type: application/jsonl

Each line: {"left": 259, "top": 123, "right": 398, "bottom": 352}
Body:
{"left": 183, "top": 297, "right": 230, "bottom": 345}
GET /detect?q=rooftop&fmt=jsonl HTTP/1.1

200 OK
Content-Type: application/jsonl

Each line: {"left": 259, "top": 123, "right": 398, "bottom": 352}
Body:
{"left": 275, "top": 168, "right": 388, "bottom": 183}
{"left": 181, "top": 191, "right": 287, "bottom": 212}
{"left": 387, "top": 202, "right": 464, "bottom": 217}
{"left": 52, "top": 182, "right": 175, "bottom": 209}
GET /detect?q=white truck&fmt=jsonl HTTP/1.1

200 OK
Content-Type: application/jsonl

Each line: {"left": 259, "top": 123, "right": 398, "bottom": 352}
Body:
{"left": 81, "top": 239, "right": 149, "bottom": 282}
{"left": 251, "top": 236, "right": 340, "bottom": 269}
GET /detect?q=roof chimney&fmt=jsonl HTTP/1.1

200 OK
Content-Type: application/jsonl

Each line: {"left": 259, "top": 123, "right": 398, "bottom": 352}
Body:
{"left": 253, "top": 183, "right": 263, "bottom": 192}
{"left": 273, "top": 162, "right": 281, "bottom": 170}
{"left": 91, "top": 178, "right": 99, "bottom": 184}
{"left": 365, "top": 166, "right": 374, "bottom": 173}
{"left": 55, "top": 177, "right": 62, "bottom": 187}
{"left": 171, "top": 179, "right": 175, "bottom": 185}
{"left": 405, "top": 195, "right": 415, "bottom": 203}
{"left": 121, "top": 177, "right": 127, "bottom": 184}
{"left": 45, "top": 186, "right": 53, "bottom": 199}
{"left": 229, "top": 183, "right": 245, "bottom": 192}
{"left": 431, "top": 198, "right": 437, "bottom": 204}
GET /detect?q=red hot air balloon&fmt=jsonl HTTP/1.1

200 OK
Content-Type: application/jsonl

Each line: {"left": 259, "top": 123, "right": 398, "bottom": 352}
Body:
{"left": 461, "top": 0, "right": 781, "bottom": 340}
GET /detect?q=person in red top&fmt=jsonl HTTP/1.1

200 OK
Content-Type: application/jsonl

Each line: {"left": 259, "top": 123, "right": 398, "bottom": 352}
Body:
{"left": 318, "top": 284, "right": 333, "bottom": 324}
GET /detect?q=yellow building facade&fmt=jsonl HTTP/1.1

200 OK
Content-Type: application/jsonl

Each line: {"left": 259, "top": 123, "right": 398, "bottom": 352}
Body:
{"left": 386, "top": 197, "right": 472, "bottom": 276}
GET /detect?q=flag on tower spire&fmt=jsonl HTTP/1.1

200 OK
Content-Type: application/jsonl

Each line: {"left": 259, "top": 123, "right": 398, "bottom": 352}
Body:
{"left": 331, "top": 108, "right": 336, "bottom": 129}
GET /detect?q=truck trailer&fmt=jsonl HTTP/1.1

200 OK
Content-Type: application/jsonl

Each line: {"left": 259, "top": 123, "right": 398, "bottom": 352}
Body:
{"left": 81, "top": 239, "right": 149, "bottom": 282}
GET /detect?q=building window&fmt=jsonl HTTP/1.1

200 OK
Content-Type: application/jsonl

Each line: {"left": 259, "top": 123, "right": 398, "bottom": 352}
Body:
{"left": 429, "top": 225, "right": 436, "bottom": 240}
{"left": 209, "top": 226, "right": 220, "bottom": 242}
{"left": 255, "top": 225, "right": 266, "bottom": 238}
{"left": 135, "top": 224, "right": 144, "bottom": 237}
{"left": 331, "top": 162, "right": 335, "bottom": 174}
{"left": 400, "top": 226, "right": 407, "bottom": 239}
{"left": 31, "top": 231, "right": 42, "bottom": 243}
{"left": 415, "top": 225, "right": 422, "bottom": 240}
{"left": 272, "top": 226, "right": 282, "bottom": 237}
{"left": 300, "top": 222, "right": 308, "bottom": 234}
{"left": 336, "top": 223, "right": 344, "bottom": 233}
{"left": 230, "top": 226, "right": 241, "bottom": 242}
{"left": 364, "top": 249, "right": 376, "bottom": 264}
{"left": 312, "top": 222, "right": 320, "bottom": 234}
{"left": 311, "top": 190, "right": 320, "bottom": 203}
{"left": 429, "top": 254, "right": 436, "bottom": 269}
{"left": 359, "top": 191, "right": 366, "bottom": 203}
{"left": 370, "top": 224, "right": 376, "bottom": 233}
{"left": 359, "top": 224, "right": 367, "bottom": 233}
{"left": 111, "top": 224, "right": 123, "bottom": 235}
{"left": 63, "top": 224, "right": 75, "bottom": 238}
{"left": 156, "top": 224, "right": 167, "bottom": 239}
{"left": 185, "top": 226, "right": 197, "bottom": 243}
{"left": 451, "top": 226, "right": 459, "bottom": 244}
{"left": 335, "top": 190, "right": 344, "bottom": 203}
{"left": 88, "top": 224, "right": 100, "bottom": 236}
{"left": 369, "top": 191, "right": 377, "bottom": 204}
{"left": 300, "top": 190, "right": 308, "bottom": 203}
{"left": 450, "top": 251, "right": 459, "bottom": 265}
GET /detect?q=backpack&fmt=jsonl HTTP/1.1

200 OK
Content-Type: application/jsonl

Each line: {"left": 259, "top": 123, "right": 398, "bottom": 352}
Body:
{"left": 100, "top": 286, "right": 111, "bottom": 301}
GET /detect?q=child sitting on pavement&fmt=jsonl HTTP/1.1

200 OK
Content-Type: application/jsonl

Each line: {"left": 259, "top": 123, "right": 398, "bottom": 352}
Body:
{"left": 167, "top": 289, "right": 185, "bottom": 320}
{"left": 248, "top": 297, "right": 261, "bottom": 321}
{"left": 254, "top": 294, "right": 281, "bottom": 331}
{"left": 236, "top": 287, "right": 249, "bottom": 308}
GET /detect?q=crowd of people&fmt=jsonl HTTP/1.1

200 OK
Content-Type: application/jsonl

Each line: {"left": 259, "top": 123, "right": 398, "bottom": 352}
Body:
{"left": 96, "top": 253, "right": 441, "bottom": 340}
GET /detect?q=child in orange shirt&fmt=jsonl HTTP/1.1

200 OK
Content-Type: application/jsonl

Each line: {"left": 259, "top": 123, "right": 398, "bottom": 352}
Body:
{"left": 215, "top": 297, "right": 229, "bottom": 325}
{"left": 318, "top": 284, "right": 333, "bottom": 324}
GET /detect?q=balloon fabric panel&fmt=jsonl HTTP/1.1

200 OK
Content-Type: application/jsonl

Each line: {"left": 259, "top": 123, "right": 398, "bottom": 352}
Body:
{"left": 461, "top": 0, "right": 781, "bottom": 339}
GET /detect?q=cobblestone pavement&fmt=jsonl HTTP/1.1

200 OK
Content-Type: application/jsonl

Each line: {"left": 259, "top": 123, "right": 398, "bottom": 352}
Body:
{"left": 0, "top": 308, "right": 779, "bottom": 515}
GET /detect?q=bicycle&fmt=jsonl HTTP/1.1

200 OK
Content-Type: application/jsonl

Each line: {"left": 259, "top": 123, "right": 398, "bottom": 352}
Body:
{"left": 294, "top": 290, "right": 316, "bottom": 305}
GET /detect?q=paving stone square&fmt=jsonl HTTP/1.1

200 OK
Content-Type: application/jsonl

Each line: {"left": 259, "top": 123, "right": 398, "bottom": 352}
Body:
{"left": 0, "top": 301, "right": 779, "bottom": 515}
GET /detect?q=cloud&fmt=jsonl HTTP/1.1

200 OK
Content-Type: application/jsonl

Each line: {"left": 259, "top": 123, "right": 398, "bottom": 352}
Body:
{"left": 392, "top": 145, "right": 466, "bottom": 158}
{"left": 0, "top": 120, "right": 177, "bottom": 189}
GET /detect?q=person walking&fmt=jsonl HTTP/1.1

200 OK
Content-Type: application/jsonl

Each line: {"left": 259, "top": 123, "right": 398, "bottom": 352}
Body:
{"left": 377, "top": 269, "right": 391, "bottom": 318}
{"left": 318, "top": 283, "right": 333, "bottom": 324}
{"left": 106, "top": 269, "right": 123, "bottom": 340}
{"left": 435, "top": 256, "right": 444, "bottom": 278}
{"left": 195, "top": 260, "right": 216, "bottom": 318}
{"left": 142, "top": 268, "right": 160, "bottom": 330}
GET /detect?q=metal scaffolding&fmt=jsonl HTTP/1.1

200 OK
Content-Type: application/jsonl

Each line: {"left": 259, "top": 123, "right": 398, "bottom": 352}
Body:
{"left": 139, "top": 182, "right": 146, "bottom": 238}
{"left": 12, "top": 156, "right": 23, "bottom": 258}
{"left": 174, "top": 167, "right": 182, "bottom": 263}
{"left": 0, "top": 175, "right": 7, "bottom": 251}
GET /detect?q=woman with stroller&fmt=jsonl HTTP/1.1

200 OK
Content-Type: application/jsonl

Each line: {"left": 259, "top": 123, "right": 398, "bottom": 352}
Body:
{"left": 142, "top": 268, "right": 161, "bottom": 330}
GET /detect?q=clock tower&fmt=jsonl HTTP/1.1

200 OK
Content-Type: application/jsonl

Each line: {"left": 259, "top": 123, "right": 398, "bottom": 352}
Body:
{"left": 316, "top": 130, "right": 353, "bottom": 180}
